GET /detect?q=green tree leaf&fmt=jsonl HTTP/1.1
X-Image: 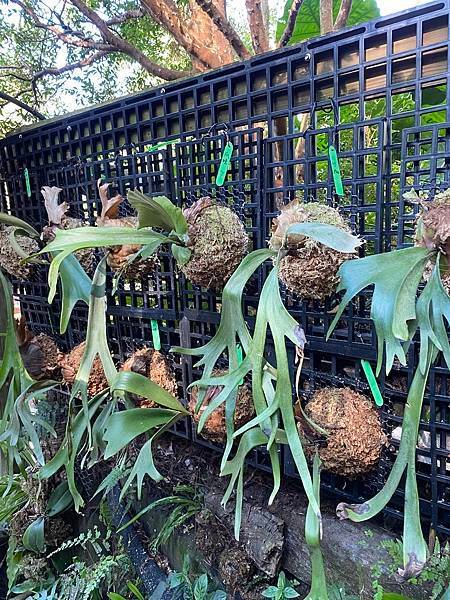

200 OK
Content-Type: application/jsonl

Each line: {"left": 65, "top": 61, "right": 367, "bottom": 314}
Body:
{"left": 262, "top": 587, "right": 279, "bottom": 598}
{"left": 276, "top": 0, "right": 380, "bottom": 44}
{"left": 194, "top": 574, "right": 209, "bottom": 600}
{"left": 127, "top": 581, "right": 145, "bottom": 600}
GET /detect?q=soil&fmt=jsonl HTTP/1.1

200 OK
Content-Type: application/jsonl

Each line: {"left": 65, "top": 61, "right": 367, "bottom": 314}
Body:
{"left": 148, "top": 436, "right": 304, "bottom": 599}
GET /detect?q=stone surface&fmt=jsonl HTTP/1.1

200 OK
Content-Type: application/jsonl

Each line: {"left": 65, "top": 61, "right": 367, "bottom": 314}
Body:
{"left": 206, "top": 480, "right": 432, "bottom": 600}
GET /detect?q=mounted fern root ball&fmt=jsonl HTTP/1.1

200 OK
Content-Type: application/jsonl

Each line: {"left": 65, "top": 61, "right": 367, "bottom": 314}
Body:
{"left": 17, "top": 317, "right": 60, "bottom": 381}
{"left": 59, "top": 342, "right": 108, "bottom": 397}
{"left": 270, "top": 201, "right": 354, "bottom": 301}
{"left": 0, "top": 225, "right": 39, "bottom": 280}
{"left": 181, "top": 197, "right": 249, "bottom": 289}
{"left": 414, "top": 187, "right": 450, "bottom": 293}
{"left": 121, "top": 347, "right": 178, "bottom": 407}
{"left": 189, "top": 371, "right": 254, "bottom": 443}
{"left": 298, "top": 387, "right": 387, "bottom": 478}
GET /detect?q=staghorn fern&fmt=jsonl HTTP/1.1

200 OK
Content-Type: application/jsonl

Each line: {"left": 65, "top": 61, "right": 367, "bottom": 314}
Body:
{"left": 39, "top": 257, "right": 188, "bottom": 512}
{"left": 173, "top": 221, "right": 360, "bottom": 600}
{"left": 326, "top": 188, "right": 450, "bottom": 580}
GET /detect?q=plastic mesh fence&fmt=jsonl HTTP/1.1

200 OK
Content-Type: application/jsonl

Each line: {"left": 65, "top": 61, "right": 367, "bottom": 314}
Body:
{"left": 1, "top": 1, "right": 450, "bottom": 535}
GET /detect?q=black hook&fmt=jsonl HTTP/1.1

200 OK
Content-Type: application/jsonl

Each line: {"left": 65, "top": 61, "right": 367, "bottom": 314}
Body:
{"left": 201, "top": 122, "right": 231, "bottom": 146}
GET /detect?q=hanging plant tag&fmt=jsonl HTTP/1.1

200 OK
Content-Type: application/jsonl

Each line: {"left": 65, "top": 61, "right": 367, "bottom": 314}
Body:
{"left": 216, "top": 141, "right": 233, "bottom": 187}
{"left": 145, "top": 138, "right": 180, "bottom": 153}
{"left": 24, "top": 168, "right": 31, "bottom": 198}
{"left": 151, "top": 319, "right": 161, "bottom": 351}
{"left": 361, "top": 359, "right": 384, "bottom": 407}
{"left": 328, "top": 145, "right": 344, "bottom": 197}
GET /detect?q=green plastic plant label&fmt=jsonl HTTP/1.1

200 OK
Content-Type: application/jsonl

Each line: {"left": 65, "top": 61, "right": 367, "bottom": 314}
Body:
{"left": 216, "top": 141, "right": 233, "bottom": 186}
{"left": 361, "top": 359, "right": 384, "bottom": 407}
{"left": 150, "top": 319, "right": 161, "bottom": 351}
{"left": 145, "top": 138, "right": 180, "bottom": 153}
{"left": 24, "top": 168, "right": 31, "bottom": 198}
{"left": 328, "top": 145, "right": 344, "bottom": 196}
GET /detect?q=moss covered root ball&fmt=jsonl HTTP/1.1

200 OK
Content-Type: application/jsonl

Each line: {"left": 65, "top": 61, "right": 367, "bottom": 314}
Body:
{"left": 0, "top": 226, "right": 39, "bottom": 280}
{"left": 59, "top": 342, "right": 108, "bottom": 397}
{"left": 298, "top": 387, "right": 387, "bottom": 478}
{"left": 415, "top": 188, "right": 450, "bottom": 294}
{"left": 121, "top": 347, "right": 178, "bottom": 407}
{"left": 270, "top": 201, "right": 354, "bottom": 301}
{"left": 181, "top": 197, "right": 249, "bottom": 289}
{"left": 189, "top": 371, "right": 254, "bottom": 443}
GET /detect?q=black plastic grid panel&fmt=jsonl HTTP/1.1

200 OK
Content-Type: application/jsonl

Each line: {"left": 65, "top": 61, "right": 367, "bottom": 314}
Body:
{"left": 1, "top": 0, "right": 450, "bottom": 534}
{"left": 399, "top": 121, "right": 450, "bottom": 247}
{"left": 175, "top": 128, "right": 264, "bottom": 322}
{"left": 264, "top": 118, "right": 385, "bottom": 362}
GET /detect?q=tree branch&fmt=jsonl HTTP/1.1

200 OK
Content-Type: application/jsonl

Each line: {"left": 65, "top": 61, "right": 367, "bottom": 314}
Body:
{"left": 140, "top": 0, "right": 210, "bottom": 69}
{"left": 106, "top": 8, "right": 146, "bottom": 26}
{"left": 245, "top": 0, "right": 270, "bottom": 53}
{"left": 277, "top": 0, "right": 304, "bottom": 47}
{"left": 10, "top": 0, "right": 114, "bottom": 50}
{"left": 320, "top": 0, "right": 333, "bottom": 34}
{"left": 0, "top": 90, "right": 46, "bottom": 119}
{"left": 69, "top": 0, "right": 190, "bottom": 79}
{"left": 32, "top": 50, "right": 110, "bottom": 81}
{"left": 194, "top": 0, "right": 251, "bottom": 60}
{"left": 334, "top": 0, "right": 352, "bottom": 30}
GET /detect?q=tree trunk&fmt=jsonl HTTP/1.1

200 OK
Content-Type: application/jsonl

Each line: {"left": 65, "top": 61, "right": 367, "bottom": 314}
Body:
{"left": 245, "top": 0, "right": 270, "bottom": 53}
{"left": 141, "top": 0, "right": 236, "bottom": 70}
{"left": 320, "top": 0, "right": 334, "bottom": 34}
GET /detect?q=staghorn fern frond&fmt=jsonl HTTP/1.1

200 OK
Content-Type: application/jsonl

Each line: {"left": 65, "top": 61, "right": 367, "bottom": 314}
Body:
{"left": 174, "top": 222, "right": 360, "bottom": 538}
{"left": 41, "top": 186, "right": 67, "bottom": 225}
{"left": 0, "top": 209, "right": 90, "bottom": 335}
{"left": 304, "top": 453, "right": 328, "bottom": 600}
{"left": 329, "top": 247, "right": 450, "bottom": 579}
{"left": 39, "top": 256, "right": 187, "bottom": 512}
{"left": 327, "top": 246, "right": 431, "bottom": 375}
{"left": 0, "top": 270, "right": 59, "bottom": 485}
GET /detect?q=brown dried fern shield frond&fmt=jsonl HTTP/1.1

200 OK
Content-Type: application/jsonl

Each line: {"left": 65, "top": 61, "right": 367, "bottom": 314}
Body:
{"left": 270, "top": 201, "right": 355, "bottom": 301}
{"left": 297, "top": 387, "right": 387, "bottom": 478}
{"left": 189, "top": 369, "right": 254, "bottom": 443}
{"left": 411, "top": 187, "right": 450, "bottom": 294}
{"left": 181, "top": 197, "right": 249, "bottom": 289}
{"left": 59, "top": 341, "right": 108, "bottom": 398}
{"left": 96, "top": 180, "right": 159, "bottom": 278}
{"left": 16, "top": 317, "right": 60, "bottom": 381}
{"left": 41, "top": 185, "right": 96, "bottom": 275}
{"left": 121, "top": 347, "right": 178, "bottom": 407}
{"left": 0, "top": 225, "right": 40, "bottom": 280}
